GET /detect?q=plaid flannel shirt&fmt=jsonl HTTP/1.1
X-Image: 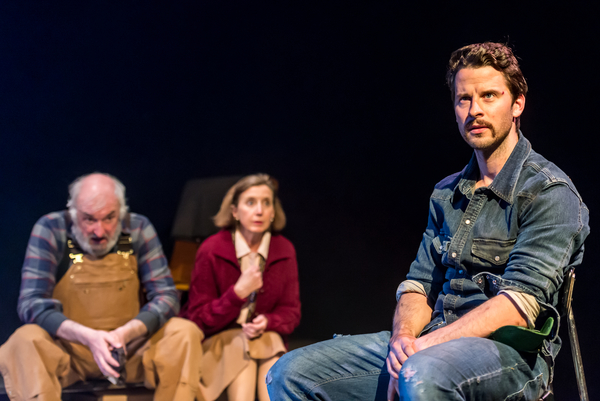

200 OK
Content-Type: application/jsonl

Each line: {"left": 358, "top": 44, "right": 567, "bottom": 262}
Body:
{"left": 17, "top": 211, "right": 179, "bottom": 336}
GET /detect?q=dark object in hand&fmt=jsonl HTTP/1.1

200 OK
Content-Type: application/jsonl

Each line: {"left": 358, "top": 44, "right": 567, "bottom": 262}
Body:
{"left": 109, "top": 347, "right": 126, "bottom": 385}
{"left": 246, "top": 292, "right": 257, "bottom": 323}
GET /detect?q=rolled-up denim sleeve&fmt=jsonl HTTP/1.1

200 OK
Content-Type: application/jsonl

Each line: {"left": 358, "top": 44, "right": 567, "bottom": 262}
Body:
{"left": 501, "top": 182, "right": 589, "bottom": 305}
{"left": 405, "top": 196, "right": 448, "bottom": 307}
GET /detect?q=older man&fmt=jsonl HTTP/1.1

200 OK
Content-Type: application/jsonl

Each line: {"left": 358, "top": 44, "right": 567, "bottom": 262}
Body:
{"left": 0, "top": 173, "right": 202, "bottom": 401}
{"left": 267, "top": 42, "right": 590, "bottom": 400}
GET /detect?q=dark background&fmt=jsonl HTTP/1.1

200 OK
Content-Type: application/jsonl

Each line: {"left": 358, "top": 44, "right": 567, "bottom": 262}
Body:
{"left": 1, "top": 2, "right": 597, "bottom": 399}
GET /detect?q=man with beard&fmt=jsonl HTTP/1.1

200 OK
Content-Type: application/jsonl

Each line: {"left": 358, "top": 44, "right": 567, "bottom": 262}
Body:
{"left": 0, "top": 173, "right": 203, "bottom": 401}
{"left": 267, "top": 43, "right": 590, "bottom": 400}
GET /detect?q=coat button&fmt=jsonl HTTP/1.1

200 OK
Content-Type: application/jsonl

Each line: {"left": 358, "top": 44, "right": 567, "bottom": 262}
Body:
{"left": 494, "top": 256, "right": 500, "bottom": 261}
{"left": 465, "top": 219, "right": 471, "bottom": 225}
{"left": 452, "top": 252, "right": 457, "bottom": 258}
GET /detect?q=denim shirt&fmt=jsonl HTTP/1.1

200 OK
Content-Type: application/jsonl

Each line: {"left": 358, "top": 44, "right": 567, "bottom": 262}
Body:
{"left": 404, "top": 133, "right": 590, "bottom": 349}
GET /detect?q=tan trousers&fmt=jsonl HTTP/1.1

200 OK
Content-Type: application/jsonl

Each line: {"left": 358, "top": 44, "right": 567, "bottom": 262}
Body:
{"left": 198, "top": 329, "right": 285, "bottom": 401}
{"left": 0, "top": 318, "right": 203, "bottom": 401}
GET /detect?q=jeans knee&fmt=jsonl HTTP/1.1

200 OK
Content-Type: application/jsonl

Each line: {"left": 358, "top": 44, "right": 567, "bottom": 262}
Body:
{"left": 398, "top": 354, "right": 445, "bottom": 399}
{"left": 398, "top": 350, "right": 467, "bottom": 400}
{"left": 266, "top": 350, "right": 298, "bottom": 390}
{"left": 266, "top": 352, "right": 287, "bottom": 386}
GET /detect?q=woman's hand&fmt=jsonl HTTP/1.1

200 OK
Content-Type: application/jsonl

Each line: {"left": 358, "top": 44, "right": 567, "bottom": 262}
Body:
{"left": 242, "top": 314, "right": 268, "bottom": 339}
{"left": 233, "top": 263, "right": 263, "bottom": 299}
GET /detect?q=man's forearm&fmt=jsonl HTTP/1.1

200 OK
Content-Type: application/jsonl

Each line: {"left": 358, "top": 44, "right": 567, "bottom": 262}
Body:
{"left": 415, "top": 293, "right": 527, "bottom": 349}
{"left": 392, "top": 292, "right": 433, "bottom": 338}
{"left": 57, "top": 319, "right": 148, "bottom": 347}
{"left": 56, "top": 319, "right": 96, "bottom": 345}
{"left": 112, "top": 319, "right": 148, "bottom": 345}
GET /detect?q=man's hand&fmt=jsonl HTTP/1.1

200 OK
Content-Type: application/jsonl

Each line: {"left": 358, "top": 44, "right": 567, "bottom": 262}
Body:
{"left": 234, "top": 263, "right": 263, "bottom": 299}
{"left": 110, "top": 319, "right": 148, "bottom": 352}
{"left": 385, "top": 293, "right": 433, "bottom": 400}
{"left": 57, "top": 320, "right": 122, "bottom": 378}
{"left": 57, "top": 319, "right": 147, "bottom": 379}
{"left": 387, "top": 377, "right": 399, "bottom": 401}
{"left": 386, "top": 333, "right": 417, "bottom": 380}
{"left": 412, "top": 331, "right": 444, "bottom": 353}
{"left": 242, "top": 314, "right": 268, "bottom": 339}
{"left": 84, "top": 330, "right": 123, "bottom": 378}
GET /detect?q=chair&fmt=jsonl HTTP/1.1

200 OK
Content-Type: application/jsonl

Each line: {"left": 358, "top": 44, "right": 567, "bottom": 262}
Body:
{"left": 540, "top": 266, "right": 588, "bottom": 401}
{"left": 169, "top": 176, "right": 243, "bottom": 291}
{"left": 0, "top": 374, "right": 153, "bottom": 400}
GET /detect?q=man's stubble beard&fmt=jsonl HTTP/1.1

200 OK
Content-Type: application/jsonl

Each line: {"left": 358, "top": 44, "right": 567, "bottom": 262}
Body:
{"left": 464, "top": 116, "right": 514, "bottom": 159}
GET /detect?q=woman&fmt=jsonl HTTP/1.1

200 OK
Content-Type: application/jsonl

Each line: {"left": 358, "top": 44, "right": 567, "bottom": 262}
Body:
{"left": 180, "top": 174, "right": 301, "bottom": 401}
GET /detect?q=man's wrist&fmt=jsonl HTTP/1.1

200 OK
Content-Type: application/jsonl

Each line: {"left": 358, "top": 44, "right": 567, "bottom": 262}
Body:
{"left": 392, "top": 327, "right": 418, "bottom": 340}
{"left": 57, "top": 319, "right": 95, "bottom": 346}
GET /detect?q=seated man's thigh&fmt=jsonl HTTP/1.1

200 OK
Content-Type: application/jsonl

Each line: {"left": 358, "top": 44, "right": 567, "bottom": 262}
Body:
{"left": 268, "top": 331, "right": 391, "bottom": 401}
{"left": 399, "top": 337, "right": 550, "bottom": 400}
{"left": 136, "top": 318, "right": 203, "bottom": 388}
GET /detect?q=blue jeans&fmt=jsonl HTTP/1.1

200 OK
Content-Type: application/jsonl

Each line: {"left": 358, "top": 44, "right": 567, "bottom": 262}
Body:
{"left": 267, "top": 331, "right": 550, "bottom": 400}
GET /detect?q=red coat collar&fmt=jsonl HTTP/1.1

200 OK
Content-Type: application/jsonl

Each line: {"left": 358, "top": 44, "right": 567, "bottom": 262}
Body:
{"left": 210, "top": 229, "right": 290, "bottom": 269}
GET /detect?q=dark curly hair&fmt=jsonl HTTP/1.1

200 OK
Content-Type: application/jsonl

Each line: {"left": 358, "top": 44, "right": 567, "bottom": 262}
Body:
{"left": 447, "top": 42, "right": 528, "bottom": 128}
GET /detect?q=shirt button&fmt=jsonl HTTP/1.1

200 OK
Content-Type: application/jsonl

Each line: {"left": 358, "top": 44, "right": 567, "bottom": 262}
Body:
{"left": 465, "top": 219, "right": 471, "bottom": 225}
{"left": 494, "top": 256, "right": 500, "bottom": 262}
{"left": 452, "top": 252, "right": 457, "bottom": 258}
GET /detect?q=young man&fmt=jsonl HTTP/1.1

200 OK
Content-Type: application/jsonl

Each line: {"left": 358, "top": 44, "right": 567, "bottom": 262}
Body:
{"left": 0, "top": 173, "right": 203, "bottom": 401}
{"left": 267, "top": 42, "right": 590, "bottom": 400}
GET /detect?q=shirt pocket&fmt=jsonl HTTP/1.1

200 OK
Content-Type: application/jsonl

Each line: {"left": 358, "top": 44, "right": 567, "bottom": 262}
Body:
{"left": 471, "top": 237, "right": 516, "bottom": 271}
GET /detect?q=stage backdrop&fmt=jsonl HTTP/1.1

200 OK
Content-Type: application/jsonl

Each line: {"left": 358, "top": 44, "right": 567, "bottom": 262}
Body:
{"left": 1, "top": 2, "right": 597, "bottom": 399}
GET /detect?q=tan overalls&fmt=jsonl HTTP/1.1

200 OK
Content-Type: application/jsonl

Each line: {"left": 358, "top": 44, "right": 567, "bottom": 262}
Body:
{"left": 0, "top": 218, "right": 202, "bottom": 401}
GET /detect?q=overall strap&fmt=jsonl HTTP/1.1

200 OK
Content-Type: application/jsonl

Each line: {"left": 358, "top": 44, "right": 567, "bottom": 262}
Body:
{"left": 56, "top": 211, "right": 81, "bottom": 282}
{"left": 117, "top": 213, "right": 133, "bottom": 258}
{"left": 56, "top": 212, "right": 134, "bottom": 283}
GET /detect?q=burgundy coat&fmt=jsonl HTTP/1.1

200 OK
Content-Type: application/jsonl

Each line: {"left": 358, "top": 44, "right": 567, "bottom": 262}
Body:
{"left": 180, "top": 230, "right": 301, "bottom": 342}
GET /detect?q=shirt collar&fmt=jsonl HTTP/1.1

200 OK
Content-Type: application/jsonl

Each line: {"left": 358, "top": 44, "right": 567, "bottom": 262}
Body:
{"left": 456, "top": 131, "right": 532, "bottom": 204}
{"left": 234, "top": 229, "right": 271, "bottom": 260}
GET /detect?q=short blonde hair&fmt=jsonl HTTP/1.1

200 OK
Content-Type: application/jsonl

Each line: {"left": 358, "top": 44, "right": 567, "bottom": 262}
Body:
{"left": 213, "top": 174, "right": 286, "bottom": 231}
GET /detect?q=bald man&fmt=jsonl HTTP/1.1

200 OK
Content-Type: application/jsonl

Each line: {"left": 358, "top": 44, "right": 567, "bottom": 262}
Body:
{"left": 0, "top": 173, "right": 203, "bottom": 401}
